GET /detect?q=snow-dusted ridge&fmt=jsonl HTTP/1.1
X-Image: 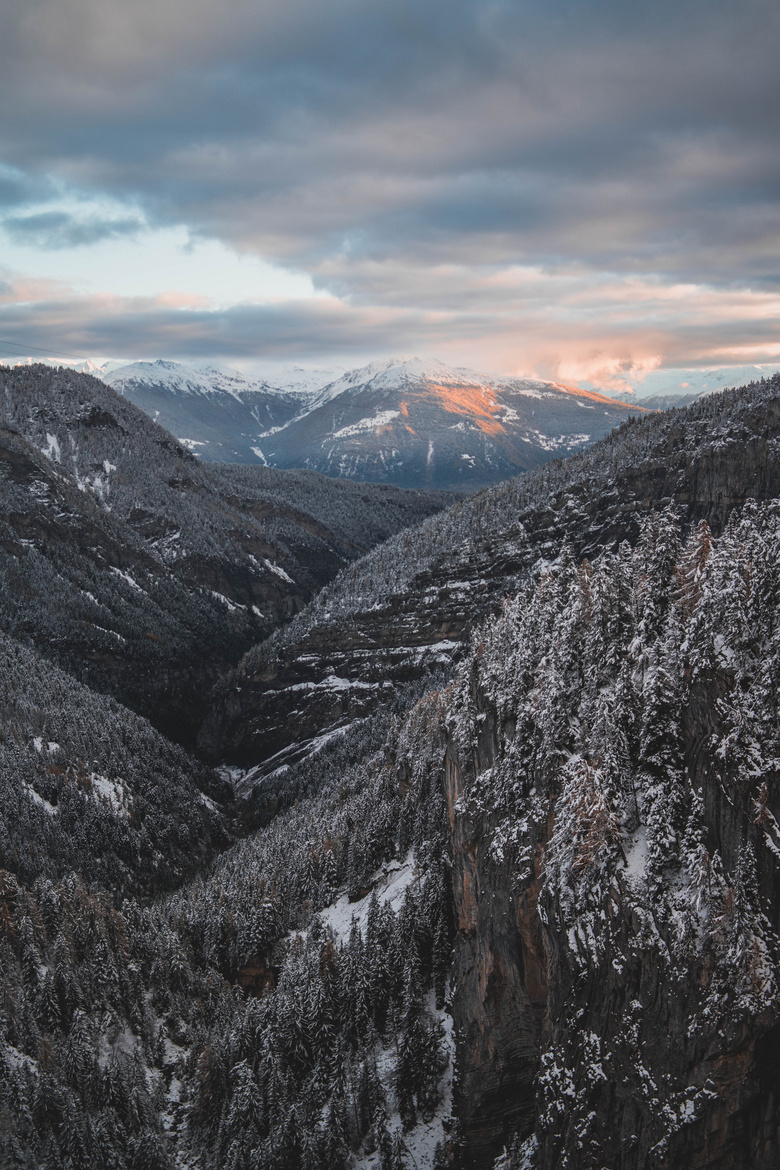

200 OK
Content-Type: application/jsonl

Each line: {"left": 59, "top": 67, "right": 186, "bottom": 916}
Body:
{"left": 103, "top": 358, "right": 280, "bottom": 402}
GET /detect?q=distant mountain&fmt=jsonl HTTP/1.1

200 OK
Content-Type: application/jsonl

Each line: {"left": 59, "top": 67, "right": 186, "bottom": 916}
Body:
{"left": 98, "top": 356, "right": 641, "bottom": 489}
{"left": 636, "top": 390, "right": 702, "bottom": 410}
{"left": 252, "top": 356, "right": 643, "bottom": 489}
{"left": 632, "top": 363, "right": 780, "bottom": 402}
{"left": 575, "top": 364, "right": 779, "bottom": 406}
{"left": 244, "top": 361, "right": 346, "bottom": 395}
{"left": 103, "top": 358, "right": 306, "bottom": 462}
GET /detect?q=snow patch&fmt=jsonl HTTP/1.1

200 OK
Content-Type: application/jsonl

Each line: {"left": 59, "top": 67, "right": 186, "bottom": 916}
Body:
{"left": 319, "top": 854, "right": 418, "bottom": 944}
{"left": 210, "top": 590, "right": 246, "bottom": 612}
{"left": 22, "top": 782, "right": 58, "bottom": 816}
{"left": 622, "top": 824, "right": 649, "bottom": 882}
{"left": 90, "top": 773, "right": 132, "bottom": 818}
{"left": 110, "top": 567, "right": 143, "bottom": 591}
{"left": 40, "top": 432, "right": 61, "bottom": 462}
{"left": 331, "top": 410, "right": 401, "bottom": 439}
{"left": 262, "top": 557, "right": 294, "bottom": 584}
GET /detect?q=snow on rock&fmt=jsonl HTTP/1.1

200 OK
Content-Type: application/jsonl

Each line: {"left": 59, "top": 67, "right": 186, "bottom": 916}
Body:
{"left": 89, "top": 772, "right": 132, "bottom": 818}
{"left": 262, "top": 556, "right": 295, "bottom": 584}
{"left": 40, "top": 432, "right": 61, "bottom": 462}
{"left": 622, "top": 823, "right": 650, "bottom": 883}
{"left": 331, "top": 410, "right": 401, "bottom": 438}
{"left": 22, "top": 782, "right": 58, "bottom": 816}
{"left": 319, "top": 854, "right": 418, "bottom": 944}
{"left": 110, "top": 567, "right": 143, "bottom": 591}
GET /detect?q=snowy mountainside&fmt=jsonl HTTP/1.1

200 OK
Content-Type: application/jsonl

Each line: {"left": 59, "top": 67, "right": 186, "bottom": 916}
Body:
{"left": 2, "top": 491, "right": 780, "bottom": 1168}
{"left": 103, "top": 359, "right": 306, "bottom": 463}
{"left": 244, "top": 361, "right": 346, "bottom": 396}
{"left": 99, "top": 355, "right": 641, "bottom": 488}
{"left": 252, "top": 355, "right": 642, "bottom": 490}
{"left": 105, "top": 359, "right": 256, "bottom": 400}
{"left": 0, "top": 364, "right": 453, "bottom": 744}
{"left": 202, "top": 373, "right": 780, "bottom": 773}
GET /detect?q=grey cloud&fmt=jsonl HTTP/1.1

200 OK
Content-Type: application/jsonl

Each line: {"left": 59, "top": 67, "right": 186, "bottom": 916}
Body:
{"left": 1, "top": 279, "right": 778, "bottom": 375}
{"left": 0, "top": 296, "right": 432, "bottom": 360}
{"left": 2, "top": 210, "right": 144, "bottom": 248}
{"left": 0, "top": 166, "right": 56, "bottom": 210}
{"left": 0, "top": 0, "right": 777, "bottom": 364}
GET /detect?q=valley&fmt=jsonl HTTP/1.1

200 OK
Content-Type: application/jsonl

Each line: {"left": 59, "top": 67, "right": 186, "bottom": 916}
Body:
{"left": 0, "top": 366, "right": 779, "bottom": 1170}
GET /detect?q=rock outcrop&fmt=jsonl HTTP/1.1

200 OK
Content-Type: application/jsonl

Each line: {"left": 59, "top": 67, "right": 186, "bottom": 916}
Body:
{"left": 427, "top": 502, "right": 780, "bottom": 1168}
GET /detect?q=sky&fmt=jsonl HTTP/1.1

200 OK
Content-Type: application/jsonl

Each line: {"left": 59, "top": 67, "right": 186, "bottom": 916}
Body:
{"left": 0, "top": 0, "right": 778, "bottom": 392}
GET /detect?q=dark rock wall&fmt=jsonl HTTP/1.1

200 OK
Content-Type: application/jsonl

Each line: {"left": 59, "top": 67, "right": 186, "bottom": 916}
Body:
{"left": 435, "top": 665, "right": 780, "bottom": 1169}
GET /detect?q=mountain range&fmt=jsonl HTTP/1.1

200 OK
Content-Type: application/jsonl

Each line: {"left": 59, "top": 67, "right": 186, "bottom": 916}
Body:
{"left": 0, "top": 364, "right": 452, "bottom": 746}
{"left": 1, "top": 364, "right": 779, "bottom": 1170}
{"left": 103, "top": 356, "right": 642, "bottom": 489}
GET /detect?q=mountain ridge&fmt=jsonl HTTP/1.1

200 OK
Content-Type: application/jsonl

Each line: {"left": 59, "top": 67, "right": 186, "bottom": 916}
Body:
{"left": 102, "top": 355, "right": 643, "bottom": 488}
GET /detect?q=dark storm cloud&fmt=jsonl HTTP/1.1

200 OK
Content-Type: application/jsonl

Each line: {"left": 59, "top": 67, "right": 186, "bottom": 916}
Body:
{"left": 0, "top": 0, "right": 777, "bottom": 368}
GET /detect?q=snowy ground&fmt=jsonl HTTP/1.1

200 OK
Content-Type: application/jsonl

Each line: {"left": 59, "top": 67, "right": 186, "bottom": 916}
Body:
{"left": 352, "top": 987, "right": 456, "bottom": 1170}
{"left": 317, "top": 856, "right": 457, "bottom": 1170}
{"left": 319, "top": 853, "right": 419, "bottom": 943}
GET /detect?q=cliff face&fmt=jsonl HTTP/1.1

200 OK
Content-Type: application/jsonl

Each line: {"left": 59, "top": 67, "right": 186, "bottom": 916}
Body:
{"left": 444, "top": 733, "right": 548, "bottom": 1167}
{"left": 428, "top": 504, "right": 780, "bottom": 1169}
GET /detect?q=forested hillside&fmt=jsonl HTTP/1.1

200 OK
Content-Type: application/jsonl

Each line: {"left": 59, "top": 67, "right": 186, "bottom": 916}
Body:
{"left": 2, "top": 487, "right": 780, "bottom": 1168}
{"left": 203, "top": 374, "right": 780, "bottom": 773}
{"left": 1, "top": 374, "right": 779, "bottom": 1169}
{"left": 0, "top": 632, "right": 229, "bottom": 899}
{"left": 0, "top": 364, "right": 453, "bottom": 744}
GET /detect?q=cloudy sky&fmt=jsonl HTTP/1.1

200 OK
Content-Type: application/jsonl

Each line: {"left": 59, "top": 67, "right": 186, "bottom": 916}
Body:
{"left": 0, "top": 0, "right": 778, "bottom": 388}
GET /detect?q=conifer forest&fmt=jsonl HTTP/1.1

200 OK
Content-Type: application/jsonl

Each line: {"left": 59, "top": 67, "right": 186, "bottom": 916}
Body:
{"left": 1, "top": 364, "right": 780, "bottom": 1169}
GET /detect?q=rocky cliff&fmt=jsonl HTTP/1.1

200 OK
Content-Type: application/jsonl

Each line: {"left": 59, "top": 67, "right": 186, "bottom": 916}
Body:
{"left": 426, "top": 506, "right": 780, "bottom": 1168}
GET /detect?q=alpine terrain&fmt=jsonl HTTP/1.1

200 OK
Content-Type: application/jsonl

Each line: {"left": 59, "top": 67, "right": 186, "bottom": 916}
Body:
{"left": 0, "top": 364, "right": 453, "bottom": 744}
{"left": 104, "top": 357, "right": 642, "bottom": 490}
{"left": 102, "top": 361, "right": 309, "bottom": 464}
{"left": 1, "top": 365, "right": 779, "bottom": 1170}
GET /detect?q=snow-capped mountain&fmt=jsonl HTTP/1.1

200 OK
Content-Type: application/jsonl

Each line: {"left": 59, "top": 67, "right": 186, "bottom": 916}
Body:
{"left": 254, "top": 355, "right": 643, "bottom": 489}
{"left": 246, "top": 361, "right": 346, "bottom": 396}
{"left": 93, "top": 356, "right": 642, "bottom": 489}
{"left": 103, "top": 359, "right": 306, "bottom": 461}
